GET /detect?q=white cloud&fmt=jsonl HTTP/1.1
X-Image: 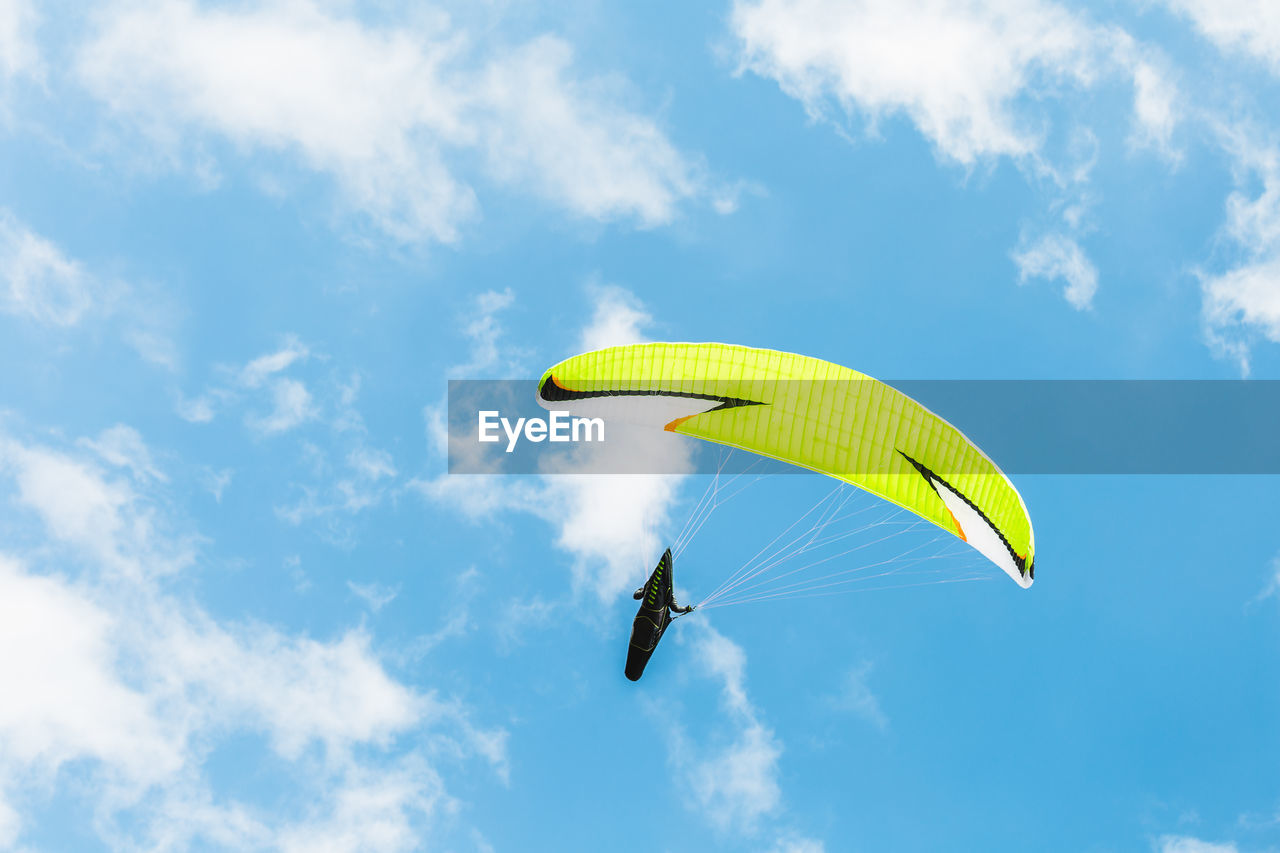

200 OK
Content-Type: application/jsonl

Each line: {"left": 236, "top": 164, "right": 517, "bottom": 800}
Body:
{"left": 1198, "top": 133, "right": 1280, "bottom": 372}
{"left": 348, "top": 446, "right": 397, "bottom": 481}
{"left": 1163, "top": 0, "right": 1280, "bottom": 76}
{"left": 180, "top": 336, "right": 317, "bottom": 433}
{"left": 409, "top": 460, "right": 545, "bottom": 523}
{"left": 79, "top": 423, "right": 169, "bottom": 483}
{"left": 0, "top": 555, "right": 182, "bottom": 784}
{"left": 0, "top": 209, "right": 93, "bottom": 326}
{"left": 176, "top": 391, "right": 219, "bottom": 423}
{"left": 730, "top": 0, "right": 1122, "bottom": 167}
{"left": 0, "top": 428, "right": 506, "bottom": 848}
{"left": 0, "top": 0, "right": 39, "bottom": 81}
{"left": 77, "top": 0, "right": 476, "bottom": 244}
{"left": 1012, "top": 232, "right": 1099, "bottom": 309}
{"left": 694, "top": 614, "right": 752, "bottom": 714}
{"left": 202, "top": 466, "right": 233, "bottom": 501}
{"left": 664, "top": 623, "right": 823, "bottom": 846}
{"left": 831, "top": 661, "right": 888, "bottom": 731}
{"left": 155, "top": 614, "right": 424, "bottom": 759}
{"left": 493, "top": 594, "right": 555, "bottom": 653}
{"left": 182, "top": 349, "right": 405, "bottom": 558}
{"left": 0, "top": 210, "right": 179, "bottom": 367}
{"left": 769, "top": 836, "right": 827, "bottom": 853}
{"left": 674, "top": 621, "right": 783, "bottom": 833}
{"left": 0, "top": 435, "right": 194, "bottom": 579}
{"left": 240, "top": 335, "right": 310, "bottom": 388}
{"left": 479, "top": 36, "right": 699, "bottom": 227}
{"left": 248, "top": 376, "right": 318, "bottom": 434}
{"left": 349, "top": 580, "right": 399, "bottom": 612}
{"left": 1204, "top": 257, "right": 1280, "bottom": 370}
{"left": 1129, "top": 56, "right": 1180, "bottom": 157}
{"left": 235, "top": 337, "right": 321, "bottom": 434}
{"left": 450, "top": 287, "right": 522, "bottom": 378}
{"left": 578, "top": 282, "right": 653, "bottom": 353}
{"left": 0, "top": 795, "right": 17, "bottom": 849}
{"left": 182, "top": 342, "right": 401, "bottom": 540}
{"left": 75, "top": 0, "right": 706, "bottom": 244}
{"left": 274, "top": 762, "right": 451, "bottom": 853}
{"left": 415, "top": 282, "right": 691, "bottom": 602}
{"left": 690, "top": 719, "right": 783, "bottom": 831}
{"left": 729, "top": 0, "right": 1182, "bottom": 310}
{"left": 1256, "top": 552, "right": 1280, "bottom": 603}
{"left": 407, "top": 288, "right": 533, "bottom": 519}
{"left": 1157, "top": 836, "right": 1240, "bottom": 853}
{"left": 276, "top": 443, "right": 400, "bottom": 532}
{"left": 540, "top": 468, "right": 686, "bottom": 600}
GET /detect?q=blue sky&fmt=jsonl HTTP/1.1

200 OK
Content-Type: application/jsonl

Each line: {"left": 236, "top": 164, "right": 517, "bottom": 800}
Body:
{"left": 2, "top": 1, "right": 1280, "bottom": 851}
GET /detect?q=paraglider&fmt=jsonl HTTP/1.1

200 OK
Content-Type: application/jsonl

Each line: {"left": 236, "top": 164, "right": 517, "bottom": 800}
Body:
{"left": 624, "top": 548, "right": 694, "bottom": 681}
{"left": 536, "top": 342, "right": 1037, "bottom": 679}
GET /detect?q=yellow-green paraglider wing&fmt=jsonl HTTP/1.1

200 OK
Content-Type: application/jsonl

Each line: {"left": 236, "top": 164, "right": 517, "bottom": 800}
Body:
{"left": 536, "top": 342, "right": 1035, "bottom": 587}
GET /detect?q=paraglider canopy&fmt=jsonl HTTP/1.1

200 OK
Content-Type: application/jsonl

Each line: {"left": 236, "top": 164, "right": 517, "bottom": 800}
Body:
{"left": 538, "top": 342, "right": 1035, "bottom": 587}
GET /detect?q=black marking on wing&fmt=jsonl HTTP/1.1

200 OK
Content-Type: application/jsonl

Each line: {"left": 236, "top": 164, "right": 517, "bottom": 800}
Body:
{"left": 897, "top": 450, "right": 1033, "bottom": 581}
{"left": 539, "top": 375, "right": 765, "bottom": 413}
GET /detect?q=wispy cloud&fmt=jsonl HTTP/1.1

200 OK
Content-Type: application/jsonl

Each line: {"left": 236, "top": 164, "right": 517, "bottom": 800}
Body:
{"left": 248, "top": 377, "right": 317, "bottom": 434}
{"left": 234, "top": 335, "right": 321, "bottom": 434}
{"left": 268, "top": 367, "right": 403, "bottom": 543}
{"left": 0, "top": 426, "right": 505, "bottom": 849}
{"left": 178, "top": 339, "right": 401, "bottom": 548}
{"left": 1198, "top": 130, "right": 1280, "bottom": 373}
{"left": 671, "top": 620, "right": 784, "bottom": 833}
{"left": 478, "top": 36, "right": 700, "bottom": 228}
{"left": 1162, "top": 0, "right": 1280, "bottom": 76}
{"left": 1156, "top": 836, "right": 1240, "bottom": 853}
{"left": 532, "top": 282, "right": 689, "bottom": 600}
{"left": 578, "top": 282, "right": 653, "bottom": 352}
{"left": 728, "top": 0, "right": 1177, "bottom": 311}
{"left": 1012, "top": 231, "right": 1099, "bottom": 309}
{"left": 1255, "top": 552, "right": 1280, "bottom": 603}
{"left": 0, "top": 435, "right": 195, "bottom": 579}
{"left": 830, "top": 661, "right": 888, "bottom": 731}
{"left": 0, "top": 208, "right": 93, "bottom": 326}
{"left": 768, "top": 836, "right": 828, "bottom": 853}
{"left": 74, "top": 0, "right": 709, "bottom": 244}
{"left": 1129, "top": 54, "right": 1181, "bottom": 158}
{"left": 661, "top": 621, "right": 825, "bottom": 847}
{"left": 0, "top": 0, "right": 39, "bottom": 82}
{"left": 272, "top": 761, "right": 454, "bottom": 853}
{"left": 450, "top": 287, "right": 524, "bottom": 378}
{"left": 348, "top": 580, "right": 399, "bottom": 613}
{"left": 178, "top": 335, "right": 315, "bottom": 432}
{"left": 0, "top": 553, "right": 183, "bottom": 784}
{"left": 0, "top": 209, "right": 179, "bottom": 367}
{"left": 730, "top": 0, "right": 1145, "bottom": 167}
{"left": 78, "top": 423, "right": 169, "bottom": 484}
{"left": 413, "top": 282, "right": 690, "bottom": 602}
{"left": 239, "top": 335, "right": 310, "bottom": 388}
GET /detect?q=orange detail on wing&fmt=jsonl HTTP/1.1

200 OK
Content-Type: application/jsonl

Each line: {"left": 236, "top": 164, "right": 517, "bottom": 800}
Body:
{"left": 548, "top": 374, "right": 578, "bottom": 393}
{"left": 943, "top": 506, "right": 968, "bottom": 541}
{"left": 664, "top": 413, "right": 698, "bottom": 432}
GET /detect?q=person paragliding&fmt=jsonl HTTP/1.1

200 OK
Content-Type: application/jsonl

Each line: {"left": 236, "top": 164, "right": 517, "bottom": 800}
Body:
{"left": 537, "top": 341, "right": 1038, "bottom": 681}
{"left": 624, "top": 548, "right": 694, "bottom": 681}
